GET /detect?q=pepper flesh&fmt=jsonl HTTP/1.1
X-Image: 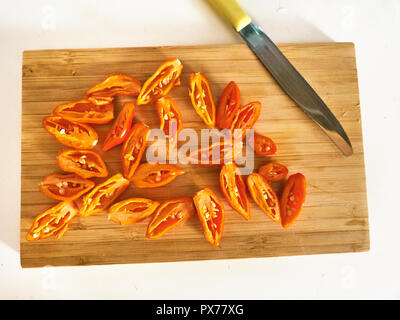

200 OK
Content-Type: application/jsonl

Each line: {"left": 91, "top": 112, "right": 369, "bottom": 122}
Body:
{"left": 193, "top": 188, "right": 225, "bottom": 246}
{"left": 56, "top": 149, "right": 108, "bottom": 179}
{"left": 216, "top": 81, "right": 241, "bottom": 129}
{"left": 156, "top": 97, "right": 183, "bottom": 156}
{"left": 188, "top": 140, "right": 242, "bottom": 166}
{"left": 26, "top": 201, "right": 79, "bottom": 241}
{"left": 249, "top": 133, "right": 277, "bottom": 156}
{"left": 131, "top": 163, "right": 185, "bottom": 188}
{"left": 43, "top": 116, "right": 98, "bottom": 149}
{"left": 102, "top": 101, "right": 136, "bottom": 152}
{"left": 137, "top": 58, "right": 183, "bottom": 105}
{"left": 220, "top": 163, "right": 250, "bottom": 220}
{"left": 259, "top": 162, "right": 288, "bottom": 181}
{"left": 188, "top": 72, "right": 216, "bottom": 127}
{"left": 40, "top": 173, "right": 95, "bottom": 201}
{"left": 121, "top": 122, "right": 150, "bottom": 179}
{"left": 108, "top": 198, "right": 160, "bottom": 225}
{"left": 280, "top": 173, "right": 306, "bottom": 228}
{"left": 86, "top": 74, "right": 141, "bottom": 99}
{"left": 80, "top": 173, "right": 129, "bottom": 217}
{"left": 146, "top": 197, "right": 195, "bottom": 239}
{"left": 230, "top": 101, "right": 261, "bottom": 140}
{"left": 247, "top": 173, "right": 281, "bottom": 223}
{"left": 53, "top": 99, "right": 114, "bottom": 124}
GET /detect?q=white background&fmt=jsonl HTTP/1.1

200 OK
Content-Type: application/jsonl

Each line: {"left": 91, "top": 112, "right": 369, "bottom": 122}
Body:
{"left": 1, "top": 0, "right": 399, "bottom": 299}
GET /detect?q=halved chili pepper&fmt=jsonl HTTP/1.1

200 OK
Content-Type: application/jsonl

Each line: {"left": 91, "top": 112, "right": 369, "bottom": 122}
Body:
{"left": 131, "top": 163, "right": 184, "bottom": 188}
{"left": 193, "top": 188, "right": 224, "bottom": 247}
{"left": 248, "top": 133, "right": 277, "bottom": 156}
{"left": 102, "top": 101, "right": 136, "bottom": 152}
{"left": 155, "top": 97, "right": 183, "bottom": 155}
{"left": 230, "top": 101, "right": 261, "bottom": 140}
{"left": 53, "top": 99, "right": 114, "bottom": 124}
{"left": 39, "top": 173, "right": 95, "bottom": 201}
{"left": 246, "top": 173, "right": 281, "bottom": 223}
{"left": 85, "top": 73, "right": 141, "bottom": 100}
{"left": 26, "top": 201, "right": 79, "bottom": 241}
{"left": 43, "top": 116, "right": 98, "bottom": 149}
{"left": 80, "top": 173, "right": 129, "bottom": 217}
{"left": 121, "top": 122, "right": 150, "bottom": 179}
{"left": 56, "top": 149, "right": 108, "bottom": 179}
{"left": 146, "top": 197, "right": 195, "bottom": 239}
{"left": 188, "top": 72, "right": 216, "bottom": 127}
{"left": 216, "top": 81, "right": 241, "bottom": 129}
{"left": 188, "top": 141, "right": 242, "bottom": 166}
{"left": 220, "top": 163, "right": 250, "bottom": 220}
{"left": 280, "top": 173, "right": 306, "bottom": 228}
{"left": 136, "top": 58, "right": 183, "bottom": 105}
{"left": 108, "top": 198, "right": 160, "bottom": 225}
{"left": 259, "top": 162, "right": 288, "bottom": 181}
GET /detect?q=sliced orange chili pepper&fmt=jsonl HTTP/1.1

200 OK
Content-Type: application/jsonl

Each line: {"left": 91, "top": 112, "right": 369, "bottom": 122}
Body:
{"left": 131, "top": 163, "right": 184, "bottom": 188}
{"left": 280, "top": 173, "right": 306, "bottom": 228}
{"left": 188, "top": 72, "right": 216, "bottom": 127}
{"left": 80, "top": 173, "right": 129, "bottom": 217}
{"left": 188, "top": 141, "right": 242, "bottom": 166}
{"left": 26, "top": 201, "right": 79, "bottom": 241}
{"left": 56, "top": 149, "right": 108, "bottom": 179}
{"left": 39, "top": 173, "right": 95, "bottom": 201}
{"left": 85, "top": 74, "right": 141, "bottom": 100}
{"left": 216, "top": 81, "right": 241, "bottom": 129}
{"left": 155, "top": 97, "right": 183, "bottom": 155}
{"left": 193, "top": 188, "right": 224, "bottom": 246}
{"left": 230, "top": 101, "right": 261, "bottom": 140}
{"left": 146, "top": 197, "right": 195, "bottom": 239}
{"left": 259, "top": 162, "right": 288, "bottom": 181}
{"left": 220, "top": 163, "right": 250, "bottom": 220}
{"left": 43, "top": 116, "right": 98, "bottom": 149}
{"left": 246, "top": 173, "right": 281, "bottom": 223}
{"left": 53, "top": 99, "right": 114, "bottom": 124}
{"left": 248, "top": 133, "right": 277, "bottom": 156}
{"left": 108, "top": 198, "right": 160, "bottom": 225}
{"left": 136, "top": 58, "right": 183, "bottom": 105}
{"left": 102, "top": 101, "right": 136, "bottom": 152}
{"left": 121, "top": 122, "right": 150, "bottom": 179}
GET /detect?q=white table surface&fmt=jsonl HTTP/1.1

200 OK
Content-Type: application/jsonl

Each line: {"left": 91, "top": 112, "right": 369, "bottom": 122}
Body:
{"left": 1, "top": 0, "right": 399, "bottom": 299}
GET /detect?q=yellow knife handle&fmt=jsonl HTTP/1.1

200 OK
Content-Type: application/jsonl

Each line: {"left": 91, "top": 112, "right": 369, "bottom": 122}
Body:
{"left": 207, "top": 0, "right": 252, "bottom": 32}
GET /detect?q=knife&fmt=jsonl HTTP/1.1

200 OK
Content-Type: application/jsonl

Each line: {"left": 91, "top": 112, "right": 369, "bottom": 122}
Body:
{"left": 207, "top": 0, "right": 353, "bottom": 156}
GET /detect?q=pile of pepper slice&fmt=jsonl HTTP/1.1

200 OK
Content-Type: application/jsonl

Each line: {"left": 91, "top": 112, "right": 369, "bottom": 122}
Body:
{"left": 27, "top": 58, "right": 307, "bottom": 247}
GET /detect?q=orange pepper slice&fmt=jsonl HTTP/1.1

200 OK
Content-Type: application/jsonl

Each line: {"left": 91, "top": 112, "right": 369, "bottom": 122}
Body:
{"left": 193, "top": 188, "right": 225, "bottom": 246}
{"left": 280, "top": 173, "right": 306, "bottom": 228}
{"left": 102, "top": 101, "right": 136, "bottom": 152}
{"left": 56, "top": 149, "right": 108, "bottom": 179}
{"left": 247, "top": 173, "right": 281, "bottom": 223}
{"left": 137, "top": 58, "right": 183, "bottom": 105}
{"left": 146, "top": 197, "right": 195, "bottom": 239}
{"left": 53, "top": 99, "right": 114, "bottom": 124}
{"left": 86, "top": 73, "right": 141, "bottom": 99}
{"left": 39, "top": 173, "right": 95, "bottom": 201}
{"left": 248, "top": 133, "right": 277, "bottom": 156}
{"left": 230, "top": 101, "right": 261, "bottom": 140}
{"left": 155, "top": 97, "right": 183, "bottom": 156}
{"left": 43, "top": 116, "right": 98, "bottom": 149}
{"left": 26, "top": 201, "right": 79, "bottom": 241}
{"left": 189, "top": 72, "right": 216, "bottom": 127}
{"left": 121, "top": 122, "right": 150, "bottom": 179}
{"left": 220, "top": 163, "right": 250, "bottom": 220}
{"left": 108, "top": 198, "right": 160, "bottom": 225}
{"left": 259, "top": 162, "right": 288, "bottom": 182}
{"left": 80, "top": 173, "right": 129, "bottom": 217}
{"left": 216, "top": 81, "right": 241, "bottom": 129}
{"left": 131, "top": 163, "right": 184, "bottom": 188}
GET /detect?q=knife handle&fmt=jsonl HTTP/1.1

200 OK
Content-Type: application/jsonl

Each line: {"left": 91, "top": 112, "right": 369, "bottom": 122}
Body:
{"left": 207, "top": 0, "right": 251, "bottom": 31}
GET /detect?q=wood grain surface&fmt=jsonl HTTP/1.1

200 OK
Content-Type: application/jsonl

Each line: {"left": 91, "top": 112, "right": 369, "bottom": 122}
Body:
{"left": 20, "top": 43, "right": 369, "bottom": 268}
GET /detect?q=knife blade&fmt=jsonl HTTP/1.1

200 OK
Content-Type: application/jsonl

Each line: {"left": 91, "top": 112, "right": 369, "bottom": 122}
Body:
{"left": 207, "top": 0, "right": 353, "bottom": 156}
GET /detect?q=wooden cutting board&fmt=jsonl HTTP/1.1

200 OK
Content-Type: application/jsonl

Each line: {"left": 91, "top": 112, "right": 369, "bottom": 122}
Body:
{"left": 20, "top": 43, "right": 369, "bottom": 268}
